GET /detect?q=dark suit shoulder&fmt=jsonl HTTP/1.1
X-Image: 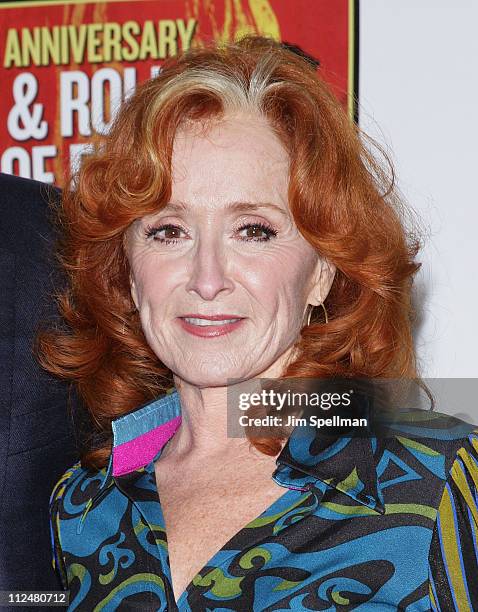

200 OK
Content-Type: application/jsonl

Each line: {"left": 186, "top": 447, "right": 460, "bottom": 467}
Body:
{"left": 0, "top": 173, "right": 61, "bottom": 261}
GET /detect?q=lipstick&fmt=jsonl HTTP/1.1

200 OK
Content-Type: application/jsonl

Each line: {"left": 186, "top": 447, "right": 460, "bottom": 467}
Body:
{"left": 177, "top": 314, "right": 245, "bottom": 338}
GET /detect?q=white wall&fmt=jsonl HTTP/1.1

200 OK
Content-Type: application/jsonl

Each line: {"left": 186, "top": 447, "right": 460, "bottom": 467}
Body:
{"left": 359, "top": 0, "right": 478, "bottom": 418}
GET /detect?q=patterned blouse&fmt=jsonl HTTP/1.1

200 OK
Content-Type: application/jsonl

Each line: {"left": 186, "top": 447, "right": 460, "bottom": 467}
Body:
{"left": 50, "top": 388, "right": 478, "bottom": 611}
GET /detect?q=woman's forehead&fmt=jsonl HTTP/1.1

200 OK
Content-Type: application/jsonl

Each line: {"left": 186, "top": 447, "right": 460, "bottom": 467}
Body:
{"left": 170, "top": 116, "right": 290, "bottom": 203}
{"left": 172, "top": 112, "right": 289, "bottom": 165}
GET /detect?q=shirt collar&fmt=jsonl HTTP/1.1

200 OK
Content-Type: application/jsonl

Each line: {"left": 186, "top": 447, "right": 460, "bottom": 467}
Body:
{"left": 272, "top": 421, "right": 385, "bottom": 514}
{"left": 94, "top": 387, "right": 385, "bottom": 514}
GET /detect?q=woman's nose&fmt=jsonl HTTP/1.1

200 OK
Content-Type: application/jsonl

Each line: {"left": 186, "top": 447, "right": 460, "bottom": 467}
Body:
{"left": 184, "top": 236, "right": 234, "bottom": 301}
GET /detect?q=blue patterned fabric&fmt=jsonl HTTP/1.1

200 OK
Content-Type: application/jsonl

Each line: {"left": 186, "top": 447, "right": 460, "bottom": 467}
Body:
{"left": 50, "top": 389, "right": 478, "bottom": 611}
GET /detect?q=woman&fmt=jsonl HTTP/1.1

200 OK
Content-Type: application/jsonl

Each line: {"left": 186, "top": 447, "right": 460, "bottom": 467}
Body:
{"left": 38, "top": 36, "right": 478, "bottom": 611}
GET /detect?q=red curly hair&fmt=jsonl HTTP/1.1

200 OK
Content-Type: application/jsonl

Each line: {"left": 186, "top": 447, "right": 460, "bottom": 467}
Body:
{"left": 36, "top": 35, "right": 431, "bottom": 470}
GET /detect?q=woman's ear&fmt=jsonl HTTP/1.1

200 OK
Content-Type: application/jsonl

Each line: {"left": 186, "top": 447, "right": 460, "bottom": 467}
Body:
{"left": 124, "top": 230, "right": 140, "bottom": 311}
{"left": 307, "top": 257, "right": 336, "bottom": 306}
{"left": 129, "top": 273, "right": 139, "bottom": 311}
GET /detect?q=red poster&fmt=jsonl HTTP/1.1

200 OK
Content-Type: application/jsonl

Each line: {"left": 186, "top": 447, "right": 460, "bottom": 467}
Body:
{"left": 0, "top": 0, "right": 357, "bottom": 186}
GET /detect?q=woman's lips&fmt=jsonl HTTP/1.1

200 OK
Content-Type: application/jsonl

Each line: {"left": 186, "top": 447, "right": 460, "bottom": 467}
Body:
{"left": 177, "top": 316, "right": 245, "bottom": 338}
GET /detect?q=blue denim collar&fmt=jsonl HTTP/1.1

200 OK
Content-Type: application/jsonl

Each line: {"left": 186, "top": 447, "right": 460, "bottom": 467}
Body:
{"left": 90, "top": 387, "right": 386, "bottom": 515}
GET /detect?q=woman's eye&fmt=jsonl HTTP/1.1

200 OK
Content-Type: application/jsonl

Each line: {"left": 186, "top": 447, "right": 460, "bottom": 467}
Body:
{"left": 236, "top": 223, "right": 278, "bottom": 242}
{"left": 144, "top": 224, "right": 185, "bottom": 244}
{"left": 144, "top": 222, "right": 278, "bottom": 245}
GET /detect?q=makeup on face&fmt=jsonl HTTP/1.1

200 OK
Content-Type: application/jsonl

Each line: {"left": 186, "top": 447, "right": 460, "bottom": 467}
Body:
{"left": 125, "top": 112, "right": 330, "bottom": 386}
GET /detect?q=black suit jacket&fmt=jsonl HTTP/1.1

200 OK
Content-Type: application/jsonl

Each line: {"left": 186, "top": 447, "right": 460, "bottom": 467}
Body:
{"left": 0, "top": 173, "right": 80, "bottom": 601}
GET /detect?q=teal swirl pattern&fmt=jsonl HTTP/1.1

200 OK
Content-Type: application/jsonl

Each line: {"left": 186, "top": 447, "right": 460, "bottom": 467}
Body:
{"left": 50, "top": 390, "right": 478, "bottom": 610}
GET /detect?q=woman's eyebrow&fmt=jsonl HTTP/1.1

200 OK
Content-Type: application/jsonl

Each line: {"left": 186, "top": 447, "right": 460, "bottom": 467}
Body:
{"left": 163, "top": 201, "right": 289, "bottom": 217}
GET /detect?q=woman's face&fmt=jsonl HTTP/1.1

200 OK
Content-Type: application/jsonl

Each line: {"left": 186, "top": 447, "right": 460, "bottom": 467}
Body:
{"left": 125, "top": 112, "right": 335, "bottom": 387}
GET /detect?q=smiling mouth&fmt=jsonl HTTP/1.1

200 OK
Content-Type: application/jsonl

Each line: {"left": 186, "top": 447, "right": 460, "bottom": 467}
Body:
{"left": 181, "top": 317, "right": 243, "bottom": 326}
{"left": 177, "top": 316, "right": 245, "bottom": 337}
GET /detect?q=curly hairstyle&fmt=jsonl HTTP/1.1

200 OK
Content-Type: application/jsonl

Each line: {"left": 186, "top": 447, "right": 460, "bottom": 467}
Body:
{"left": 35, "top": 34, "right": 432, "bottom": 470}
